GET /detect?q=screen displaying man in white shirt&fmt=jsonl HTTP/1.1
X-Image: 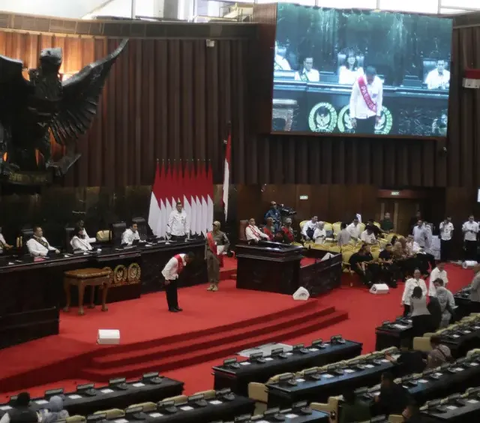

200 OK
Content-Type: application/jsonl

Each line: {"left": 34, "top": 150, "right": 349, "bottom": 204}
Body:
{"left": 245, "top": 218, "right": 269, "bottom": 242}
{"left": 294, "top": 57, "right": 320, "bottom": 82}
{"left": 463, "top": 215, "right": 479, "bottom": 261}
{"left": 167, "top": 201, "right": 189, "bottom": 241}
{"left": 274, "top": 41, "right": 291, "bottom": 71}
{"left": 439, "top": 217, "right": 454, "bottom": 262}
{"left": 349, "top": 66, "right": 383, "bottom": 135}
{"left": 122, "top": 223, "right": 141, "bottom": 246}
{"left": 428, "top": 262, "right": 448, "bottom": 297}
{"left": 71, "top": 226, "right": 93, "bottom": 252}
{"left": 26, "top": 226, "right": 59, "bottom": 258}
{"left": 425, "top": 60, "right": 450, "bottom": 90}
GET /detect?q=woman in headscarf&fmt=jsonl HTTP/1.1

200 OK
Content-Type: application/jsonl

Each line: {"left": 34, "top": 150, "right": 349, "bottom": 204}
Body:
{"left": 434, "top": 278, "right": 456, "bottom": 328}
{"left": 41, "top": 396, "right": 69, "bottom": 423}
{"left": 313, "top": 221, "right": 326, "bottom": 245}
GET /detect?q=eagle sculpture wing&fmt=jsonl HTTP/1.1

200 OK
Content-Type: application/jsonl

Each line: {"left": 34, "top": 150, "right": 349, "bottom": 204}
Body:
{"left": 49, "top": 39, "right": 128, "bottom": 146}
{"left": 0, "top": 55, "right": 33, "bottom": 124}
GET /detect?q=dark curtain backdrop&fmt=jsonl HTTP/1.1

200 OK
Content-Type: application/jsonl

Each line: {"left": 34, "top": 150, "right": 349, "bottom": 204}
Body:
{"left": 0, "top": 22, "right": 478, "bottom": 189}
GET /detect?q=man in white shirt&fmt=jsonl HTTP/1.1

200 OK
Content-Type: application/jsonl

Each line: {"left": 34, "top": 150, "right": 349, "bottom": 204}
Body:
{"left": 402, "top": 269, "right": 427, "bottom": 316}
{"left": 76, "top": 220, "right": 96, "bottom": 243}
{"left": 0, "top": 226, "right": 13, "bottom": 254}
{"left": 167, "top": 201, "right": 189, "bottom": 241}
{"left": 245, "top": 218, "right": 269, "bottom": 243}
{"left": 462, "top": 215, "right": 479, "bottom": 261}
{"left": 360, "top": 227, "right": 376, "bottom": 245}
{"left": 313, "top": 221, "right": 326, "bottom": 245}
{"left": 122, "top": 223, "right": 141, "bottom": 246}
{"left": 26, "top": 226, "right": 59, "bottom": 258}
{"left": 428, "top": 262, "right": 448, "bottom": 298}
{"left": 71, "top": 227, "right": 93, "bottom": 252}
{"left": 413, "top": 220, "right": 428, "bottom": 248}
{"left": 439, "top": 217, "right": 454, "bottom": 262}
{"left": 347, "top": 218, "right": 361, "bottom": 241}
{"left": 274, "top": 41, "right": 291, "bottom": 71}
{"left": 294, "top": 57, "right": 320, "bottom": 82}
{"left": 301, "top": 216, "right": 318, "bottom": 241}
{"left": 425, "top": 60, "right": 450, "bottom": 90}
{"left": 349, "top": 66, "right": 383, "bottom": 135}
{"left": 406, "top": 235, "right": 421, "bottom": 255}
{"left": 161, "top": 251, "right": 195, "bottom": 312}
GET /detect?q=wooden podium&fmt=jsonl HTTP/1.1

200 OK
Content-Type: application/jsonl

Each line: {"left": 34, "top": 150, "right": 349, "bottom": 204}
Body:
{"left": 235, "top": 242, "right": 304, "bottom": 295}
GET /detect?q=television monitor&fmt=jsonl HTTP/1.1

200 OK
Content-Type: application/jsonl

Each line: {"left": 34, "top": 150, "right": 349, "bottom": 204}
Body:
{"left": 272, "top": 4, "right": 453, "bottom": 138}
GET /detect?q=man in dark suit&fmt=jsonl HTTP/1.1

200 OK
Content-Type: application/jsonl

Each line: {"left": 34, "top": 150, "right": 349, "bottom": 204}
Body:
{"left": 375, "top": 371, "right": 410, "bottom": 416}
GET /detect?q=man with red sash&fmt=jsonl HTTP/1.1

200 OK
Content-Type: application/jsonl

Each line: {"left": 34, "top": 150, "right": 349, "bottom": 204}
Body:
{"left": 262, "top": 217, "right": 276, "bottom": 241}
{"left": 282, "top": 218, "right": 295, "bottom": 244}
{"left": 161, "top": 251, "right": 195, "bottom": 312}
{"left": 245, "top": 218, "right": 269, "bottom": 243}
{"left": 349, "top": 66, "right": 383, "bottom": 134}
{"left": 205, "top": 221, "right": 230, "bottom": 292}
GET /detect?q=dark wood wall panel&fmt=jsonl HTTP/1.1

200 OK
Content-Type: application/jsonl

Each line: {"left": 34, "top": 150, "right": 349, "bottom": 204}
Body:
{"left": 0, "top": 21, "right": 478, "bottom": 189}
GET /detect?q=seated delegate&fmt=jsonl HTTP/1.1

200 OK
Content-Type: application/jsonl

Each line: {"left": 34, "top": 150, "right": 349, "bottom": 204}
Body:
{"left": 425, "top": 335, "right": 452, "bottom": 369}
{"left": 0, "top": 392, "right": 40, "bottom": 423}
{"left": 375, "top": 371, "right": 410, "bottom": 416}
{"left": 121, "top": 222, "right": 141, "bottom": 246}
{"left": 70, "top": 226, "right": 93, "bottom": 252}
{"left": 26, "top": 226, "right": 60, "bottom": 258}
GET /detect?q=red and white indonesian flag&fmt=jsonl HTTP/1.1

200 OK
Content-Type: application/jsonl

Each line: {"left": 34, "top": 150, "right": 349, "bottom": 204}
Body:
{"left": 463, "top": 68, "right": 480, "bottom": 89}
{"left": 222, "top": 131, "right": 231, "bottom": 221}
{"left": 148, "top": 160, "right": 214, "bottom": 237}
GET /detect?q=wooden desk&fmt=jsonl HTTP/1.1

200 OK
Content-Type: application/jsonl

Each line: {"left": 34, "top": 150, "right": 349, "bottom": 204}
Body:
{"left": 63, "top": 268, "right": 112, "bottom": 315}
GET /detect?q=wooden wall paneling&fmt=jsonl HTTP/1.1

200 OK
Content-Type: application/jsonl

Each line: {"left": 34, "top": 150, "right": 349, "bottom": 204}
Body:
{"left": 310, "top": 185, "right": 329, "bottom": 221}
{"left": 322, "top": 139, "right": 333, "bottom": 184}
{"left": 168, "top": 39, "right": 181, "bottom": 161}
{"left": 180, "top": 40, "right": 194, "bottom": 164}
{"left": 218, "top": 41, "right": 231, "bottom": 168}
{"left": 384, "top": 141, "right": 396, "bottom": 187}
{"left": 117, "top": 37, "right": 129, "bottom": 188}
{"left": 206, "top": 40, "right": 220, "bottom": 180}
{"left": 143, "top": 39, "right": 155, "bottom": 185}
{"left": 194, "top": 40, "right": 207, "bottom": 167}
{"left": 308, "top": 138, "right": 321, "bottom": 184}
{"left": 236, "top": 184, "right": 262, "bottom": 222}
{"left": 335, "top": 138, "right": 346, "bottom": 185}
{"left": 103, "top": 38, "right": 115, "bottom": 188}
{"left": 474, "top": 29, "right": 480, "bottom": 188}
{"left": 372, "top": 141, "right": 384, "bottom": 186}
{"left": 155, "top": 40, "right": 168, "bottom": 162}
{"left": 293, "top": 185, "right": 311, "bottom": 222}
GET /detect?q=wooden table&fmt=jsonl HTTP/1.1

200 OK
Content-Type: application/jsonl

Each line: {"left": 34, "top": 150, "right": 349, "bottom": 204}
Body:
{"left": 63, "top": 268, "right": 112, "bottom": 315}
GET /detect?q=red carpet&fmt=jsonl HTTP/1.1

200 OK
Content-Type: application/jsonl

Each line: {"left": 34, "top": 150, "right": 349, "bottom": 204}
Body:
{"left": 0, "top": 260, "right": 473, "bottom": 401}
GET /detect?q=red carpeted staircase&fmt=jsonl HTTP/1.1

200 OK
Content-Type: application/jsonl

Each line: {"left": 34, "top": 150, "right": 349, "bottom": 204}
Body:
{"left": 81, "top": 301, "right": 347, "bottom": 382}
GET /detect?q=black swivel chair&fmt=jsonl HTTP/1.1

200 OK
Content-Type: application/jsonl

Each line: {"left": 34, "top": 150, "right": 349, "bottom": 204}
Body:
{"left": 20, "top": 228, "right": 34, "bottom": 255}
{"left": 65, "top": 226, "right": 75, "bottom": 253}
{"left": 111, "top": 222, "right": 127, "bottom": 247}
{"left": 132, "top": 217, "right": 148, "bottom": 241}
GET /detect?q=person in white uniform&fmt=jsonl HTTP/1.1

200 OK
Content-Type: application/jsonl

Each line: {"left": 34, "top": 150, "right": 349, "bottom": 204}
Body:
{"left": 402, "top": 269, "right": 427, "bottom": 317}
{"left": 70, "top": 226, "right": 93, "bottom": 252}
{"left": 301, "top": 216, "right": 318, "bottom": 241}
{"left": 161, "top": 251, "right": 195, "bottom": 312}
{"left": 274, "top": 41, "right": 291, "bottom": 71}
{"left": 347, "top": 218, "right": 361, "bottom": 241}
{"left": 122, "top": 222, "right": 141, "bottom": 246}
{"left": 313, "top": 221, "right": 326, "bottom": 245}
{"left": 295, "top": 57, "right": 320, "bottom": 82}
{"left": 26, "top": 226, "right": 59, "bottom": 258}
{"left": 0, "top": 226, "right": 13, "bottom": 254}
{"left": 425, "top": 60, "right": 450, "bottom": 90}
{"left": 349, "top": 66, "right": 383, "bottom": 134}
{"left": 462, "top": 215, "right": 479, "bottom": 261}
{"left": 428, "top": 262, "right": 448, "bottom": 298}
{"left": 245, "top": 218, "right": 269, "bottom": 242}
{"left": 360, "top": 227, "right": 376, "bottom": 245}
{"left": 439, "top": 217, "right": 454, "bottom": 262}
{"left": 76, "top": 220, "right": 96, "bottom": 243}
{"left": 167, "top": 201, "right": 189, "bottom": 241}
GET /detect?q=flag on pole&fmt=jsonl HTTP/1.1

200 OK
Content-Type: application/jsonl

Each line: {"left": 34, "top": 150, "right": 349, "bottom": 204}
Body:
{"left": 222, "top": 128, "right": 231, "bottom": 221}
{"left": 148, "top": 161, "right": 162, "bottom": 236}
{"left": 207, "top": 161, "right": 214, "bottom": 232}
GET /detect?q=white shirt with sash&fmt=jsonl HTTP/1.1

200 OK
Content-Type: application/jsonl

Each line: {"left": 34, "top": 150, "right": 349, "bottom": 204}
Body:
{"left": 26, "top": 236, "right": 56, "bottom": 257}
{"left": 162, "top": 254, "right": 186, "bottom": 281}
{"left": 246, "top": 225, "right": 268, "bottom": 242}
{"left": 349, "top": 75, "right": 383, "bottom": 120}
{"left": 294, "top": 68, "right": 320, "bottom": 82}
{"left": 167, "top": 210, "right": 189, "bottom": 237}
{"left": 122, "top": 228, "right": 140, "bottom": 246}
{"left": 71, "top": 236, "right": 93, "bottom": 252}
{"left": 274, "top": 55, "right": 291, "bottom": 71}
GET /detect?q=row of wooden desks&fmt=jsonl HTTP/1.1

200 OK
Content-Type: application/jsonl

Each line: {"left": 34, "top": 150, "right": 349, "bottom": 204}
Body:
{"left": 212, "top": 341, "right": 362, "bottom": 396}
{"left": 0, "top": 240, "right": 207, "bottom": 349}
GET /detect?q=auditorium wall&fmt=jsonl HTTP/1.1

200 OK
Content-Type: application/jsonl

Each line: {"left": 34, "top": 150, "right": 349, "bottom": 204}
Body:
{"left": 0, "top": 14, "right": 480, "bottom": 248}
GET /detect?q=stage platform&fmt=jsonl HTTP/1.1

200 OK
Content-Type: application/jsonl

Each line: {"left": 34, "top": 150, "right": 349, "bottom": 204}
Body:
{"left": 0, "top": 277, "right": 348, "bottom": 394}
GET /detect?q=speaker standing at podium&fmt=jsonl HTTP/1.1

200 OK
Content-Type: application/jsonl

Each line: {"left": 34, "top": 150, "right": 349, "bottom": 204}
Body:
{"left": 161, "top": 252, "right": 195, "bottom": 312}
{"left": 205, "top": 221, "right": 230, "bottom": 292}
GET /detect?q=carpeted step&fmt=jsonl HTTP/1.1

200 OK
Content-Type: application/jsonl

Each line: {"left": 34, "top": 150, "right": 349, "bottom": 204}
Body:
{"left": 80, "top": 310, "right": 348, "bottom": 382}
{"left": 90, "top": 300, "right": 319, "bottom": 356}
{"left": 91, "top": 306, "right": 337, "bottom": 369}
